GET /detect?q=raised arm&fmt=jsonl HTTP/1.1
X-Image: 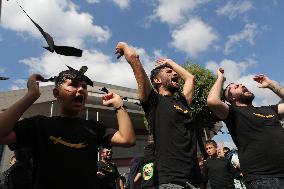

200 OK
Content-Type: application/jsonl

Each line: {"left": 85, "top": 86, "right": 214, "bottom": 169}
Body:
{"left": 115, "top": 42, "right": 152, "bottom": 102}
{"left": 0, "top": 74, "right": 44, "bottom": 144}
{"left": 253, "top": 74, "right": 284, "bottom": 115}
{"left": 156, "top": 58, "right": 195, "bottom": 105}
{"left": 207, "top": 68, "right": 229, "bottom": 120}
{"left": 102, "top": 92, "right": 135, "bottom": 147}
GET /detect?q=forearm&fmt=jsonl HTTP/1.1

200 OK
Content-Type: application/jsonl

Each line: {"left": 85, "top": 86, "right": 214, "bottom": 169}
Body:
{"left": 0, "top": 92, "right": 38, "bottom": 137}
{"left": 166, "top": 60, "right": 194, "bottom": 81}
{"left": 128, "top": 56, "right": 152, "bottom": 102}
{"left": 166, "top": 60, "right": 195, "bottom": 103}
{"left": 268, "top": 81, "right": 284, "bottom": 100}
{"left": 117, "top": 178, "right": 124, "bottom": 189}
{"left": 115, "top": 107, "right": 136, "bottom": 146}
{"left": 207, "top": 77, "right": 224, "bottom": 104}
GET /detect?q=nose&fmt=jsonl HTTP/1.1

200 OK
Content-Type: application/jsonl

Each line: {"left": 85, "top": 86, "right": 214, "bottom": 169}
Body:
{"left": 76, "top": 85, "right": 86, "bottom": 94}
{"left": 172, "top": 70, "right": 177, "bottom": 76}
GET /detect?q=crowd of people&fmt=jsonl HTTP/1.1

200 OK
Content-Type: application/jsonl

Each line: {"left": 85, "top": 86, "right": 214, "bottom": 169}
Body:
{"left": 0, "top": 42, "right": 283, "bottom": 189}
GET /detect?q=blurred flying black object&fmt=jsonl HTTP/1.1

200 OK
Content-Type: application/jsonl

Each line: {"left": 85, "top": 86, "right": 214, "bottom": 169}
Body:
{"left": 66, "top": 65, "right": 93, "bottom": 87}
{"left": 0, "top": 76, "right": 9, "bottom": 80}
{"left": 100, "top": 87, "right": 109, "bottom": 94}
{"left": 16, "top": 1, "right": 82, "bottom": 57}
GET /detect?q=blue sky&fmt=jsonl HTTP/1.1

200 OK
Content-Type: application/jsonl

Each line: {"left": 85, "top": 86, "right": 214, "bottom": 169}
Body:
{"left": 1, "top": 0, "right": 283, "bottom": 148}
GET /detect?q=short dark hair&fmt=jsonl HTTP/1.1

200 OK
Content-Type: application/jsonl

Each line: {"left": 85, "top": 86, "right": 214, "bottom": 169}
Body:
{"left": 205, "top": 140, "right": 217, "bottom": 148}
{"left": 150, "top": 64, "right": 172, "bottom": 90}
{"left": 55, "top": 69, "right": 86, "bottom": 86}
{"left": 223, "top": 147, "right": 230, "bottom": 152}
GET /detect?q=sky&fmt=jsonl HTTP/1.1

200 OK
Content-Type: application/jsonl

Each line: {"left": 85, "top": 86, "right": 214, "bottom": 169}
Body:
{"left": 0, "top": 0, "right": 284, "bottom": 149}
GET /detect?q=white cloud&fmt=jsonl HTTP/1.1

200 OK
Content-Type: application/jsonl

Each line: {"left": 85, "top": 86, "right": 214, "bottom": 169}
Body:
{"left": 85, "top": 0, "right": 130, "bottom": 9}
{"left": 10, "top": 79, "right": 26, "bottom": 90}
{"left": 151, "top": 0, "right": 209, "bottom": 25}
{"left": 216, "top": 1, "right": 252, "bottom": 20}
{"left": 20, "top": 46, "right": 157, "bottom": 89}
{"left": 205, "top": 58, "right": 281, "bottom": 106}
{"left": 111, "top": 0, "right": 130, "bottom": 10}
{"left": 170, "top": 18, "right": 218, "bottom": 57}
{"left": 224, "top": 23, "right": 257, "bottom": 54}
{"left": 86, "top": 0, "right": 100, "bottom": 4}
{"left": 2, "top": 0, "right": 111, "bottom": 47}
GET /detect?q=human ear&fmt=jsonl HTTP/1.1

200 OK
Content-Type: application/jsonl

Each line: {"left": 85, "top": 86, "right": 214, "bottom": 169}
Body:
{"left": 53, "top": 88, "right": 60, "bottom": 98}
{"left": 154, "top": 77, "right": 162, "bottom": 84}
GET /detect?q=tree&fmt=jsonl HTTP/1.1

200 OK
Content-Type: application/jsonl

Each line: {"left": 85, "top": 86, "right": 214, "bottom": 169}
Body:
{"left": 182, "top": 61, "right": 220, "bottom": 129}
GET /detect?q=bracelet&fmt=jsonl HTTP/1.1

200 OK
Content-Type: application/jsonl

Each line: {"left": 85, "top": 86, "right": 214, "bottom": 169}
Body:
{"left": 114, "top": 105, "right": 127, "bottom": 113}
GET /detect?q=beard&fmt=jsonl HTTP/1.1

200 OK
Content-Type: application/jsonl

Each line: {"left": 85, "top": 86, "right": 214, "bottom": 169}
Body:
{"left": 164, "top": 85, "right": 180, "bottom": 93}
{"left": 237, "top": 93, "right": 255, "bottom": 104}
{"left": 162, "top": 78, "right": 180, "bottom": 93}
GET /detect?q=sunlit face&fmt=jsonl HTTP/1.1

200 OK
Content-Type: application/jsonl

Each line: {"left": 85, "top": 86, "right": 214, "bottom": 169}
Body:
{"left": 155, "top": 67, "right": 179, "bottom": 92}
{"left": 54, "top": 79, "right": 88, "bottom": 116}
{"left": 206, "top": 144, "right": 217, "bottom": 157}
{"left": 101, "top": 149, "right": 113, "bottom": 161}
{"left": 226, "top": 83, "right": 254, "bottom": 104}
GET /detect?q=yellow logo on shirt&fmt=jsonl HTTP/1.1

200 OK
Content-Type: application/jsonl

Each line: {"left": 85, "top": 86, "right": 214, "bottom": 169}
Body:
{"left": 49, "top": 136, "right": 88, "bottom": 149}
{"left": 174, "top": 105, "right": 189, "bottom": 114}
{"left": 253, "top": 113, "right": 274, "bottom": 118}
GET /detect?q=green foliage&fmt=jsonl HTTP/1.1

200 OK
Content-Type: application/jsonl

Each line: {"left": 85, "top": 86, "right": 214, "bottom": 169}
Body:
{"left": 181, "top": 61, "right": 220, "bottom": 128}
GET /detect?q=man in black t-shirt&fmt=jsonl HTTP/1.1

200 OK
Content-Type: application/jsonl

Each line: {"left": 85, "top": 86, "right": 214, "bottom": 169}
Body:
{"left": 116, "top": 42, "right": 202, "bottom": 188}
{"left": 97, "top": 148, "right": 123, "bottom": 189}
{"left": 207, "top": 68, "right": 284, "bottom": 189}
{"left": 203, "top": 140, "right": 240, "bottom": 189}
{"left": 0, "top": 66, "right": 135, "bottom": 189}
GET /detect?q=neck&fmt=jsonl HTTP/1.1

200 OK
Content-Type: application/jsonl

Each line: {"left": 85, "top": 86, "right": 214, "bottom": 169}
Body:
{"left": 235, "top": 101, "right": 253, "bottom": 107}
{"left": 158, "top": 87, "right": 173, "bottom": 96}
{"left": 210, "top": 154, "right": 218, "bottom": 159}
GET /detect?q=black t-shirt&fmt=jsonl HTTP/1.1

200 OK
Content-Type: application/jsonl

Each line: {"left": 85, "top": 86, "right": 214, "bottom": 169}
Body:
{"left": 140, "top": 161, "right": 155, "bottom": 189}
{"left": 97, "top": 161, "right": 120, "bottom": 189}
{"left": 141, "top": 90, "right": 201, "bottom": 185}
{"left": 9, "top": 115, "right": 115, "bottom": 189}
{"left": 204, "top": 157, "right": 238, "bottom": 189}
{"left": 224, "top": 105, "right": 284, "bottom": 181}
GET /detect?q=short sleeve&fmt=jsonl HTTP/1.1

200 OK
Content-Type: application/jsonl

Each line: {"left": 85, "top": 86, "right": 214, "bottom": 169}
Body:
{"left": 9, "top": 116, "right": 39, "bottom": 151}
{"left": 269, "top": 104, "right": 281, "bottom": 119}
{"left": 140, "top": 89, "right": 160, "bottom": 116}
{"left": 96, "top": 121, "right": 116, "bottom": 148}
